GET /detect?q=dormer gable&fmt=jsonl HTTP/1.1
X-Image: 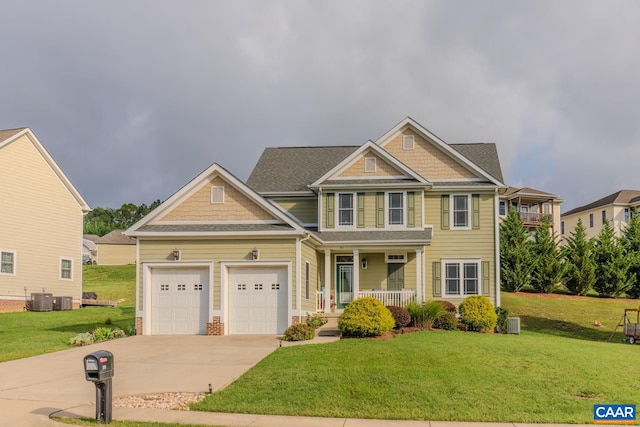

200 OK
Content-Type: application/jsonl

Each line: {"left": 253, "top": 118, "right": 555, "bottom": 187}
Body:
{"left": 375, "top": 117, "right": 505, "bottom": 185}
{"left": 126, "top": 163, "right": 303, "bottom": 236}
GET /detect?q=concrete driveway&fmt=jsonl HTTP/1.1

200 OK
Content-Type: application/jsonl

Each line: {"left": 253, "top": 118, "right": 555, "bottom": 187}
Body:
{"left": 0, "top": 335, "right": 280, "bottom": 427}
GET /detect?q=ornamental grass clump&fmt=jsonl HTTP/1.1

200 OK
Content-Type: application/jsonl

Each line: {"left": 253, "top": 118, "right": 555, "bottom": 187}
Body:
{"left": 338, "top": 297, "right": 394, "bottom": 337}
{"left": 458, "top": 295, "right": 497, "bottom": 332}
{"left": 405, "top": 300, "right": 445, "bottom": 329}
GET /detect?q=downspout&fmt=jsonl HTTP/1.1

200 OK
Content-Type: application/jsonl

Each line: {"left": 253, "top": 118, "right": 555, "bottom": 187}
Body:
{"left": 296, "top": 232, "right": 312, "bottom": 322}
{"left": 495, "top": 188, "right": 501, "bottom": 307}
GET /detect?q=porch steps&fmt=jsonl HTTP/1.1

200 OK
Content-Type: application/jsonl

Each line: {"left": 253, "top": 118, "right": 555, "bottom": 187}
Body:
{"left": 317, "top": 313, "right": 341, "bottom": 337}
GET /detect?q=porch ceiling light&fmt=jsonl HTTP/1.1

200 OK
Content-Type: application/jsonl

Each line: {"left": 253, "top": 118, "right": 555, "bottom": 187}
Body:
{"left": 361, "top": 257, "right": 367, "bottom": 269}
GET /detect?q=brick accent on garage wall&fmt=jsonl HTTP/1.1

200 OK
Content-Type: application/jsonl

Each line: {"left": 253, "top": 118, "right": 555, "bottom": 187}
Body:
{"left": 207, "top": 316, "right": 223, "bottom": 335}
{"left": 136, "top": 317, "right": 143, "bottom": 336}
{"left": 0, "top": 299, "right": 26, "bottom": 313}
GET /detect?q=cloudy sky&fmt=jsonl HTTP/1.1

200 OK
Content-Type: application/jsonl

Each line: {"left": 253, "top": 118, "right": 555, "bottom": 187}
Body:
{"left": 2, "top": 1, "right": 639, "bottom": 211}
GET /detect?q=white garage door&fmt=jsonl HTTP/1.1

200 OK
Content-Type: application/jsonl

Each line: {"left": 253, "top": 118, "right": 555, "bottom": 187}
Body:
{"left": 151, "top": 268, "right": 209, "bottom": 335}
{"left": 229, "top": 267, "right": 288, "bottom": 334}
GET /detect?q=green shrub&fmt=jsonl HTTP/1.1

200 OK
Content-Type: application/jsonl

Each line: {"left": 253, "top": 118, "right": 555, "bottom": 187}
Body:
{"left": 437, "top": 300, "right": 457, "bottom": 313}
{"left": 69, "top": 332, "right": 95, "bottom": 346}
{"left": 458, "top": 295, "right": 497, "bottom": 332}
{"left": 92, "top": 327, "right": 115, "bottom": 342}
{"left": 111, "top": 328, "right": 126, "bottom": 338}
{"left": 405, "top": 300, "right": 445, "bottom": 329}
{"left": 282, "top": 323, "right": 315, "bottom": 341}
{"left": 433, "top": 311, "right": 458, "bottom": 330}
{"left": 495, "top": 306, "right": 509, "bottom": 334}
{"left": 386, "top": 305, "right": 411, "bottom": 329}
{"left": 122, "top": 323, "right": 136, "bottom": 336}
{"left": 338, "top": 297, "right": 394, "bottom": 337}
{"left": 104, "top": 317, "right": 112, "bottom": 325}
{"left": 305, "top": 313, "right": 327, "bottom": 329}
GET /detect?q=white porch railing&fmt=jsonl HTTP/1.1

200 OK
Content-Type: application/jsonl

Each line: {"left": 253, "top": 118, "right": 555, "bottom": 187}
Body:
{"left": 315, "top": 290, "right": 417, "bottom": 312}
{"left": 358, "top": 290, "right": 416, "bottom": 307}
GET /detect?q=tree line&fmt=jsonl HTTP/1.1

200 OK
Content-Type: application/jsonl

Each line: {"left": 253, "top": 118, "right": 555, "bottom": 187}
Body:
{"left": 83, "top": 200, "right": 162, "bottom": 236}
{"left": 500, "top": 208, "right": 640, "bottom": 298}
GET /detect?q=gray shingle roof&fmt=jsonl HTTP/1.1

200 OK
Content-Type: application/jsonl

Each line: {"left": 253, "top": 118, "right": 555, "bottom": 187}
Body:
{"left": 0, "top": 127, "right": 26, "bottom": 143}
{"left": 562, "top": 190, "right": 640, "bottom": 217}
{"left": 312, "top": 229, "right": 433, "bottom": 244}
{"left": 246, "top": 146, "right": 358, "bottom": 193}
{"left": 450, "top": 143, "right": 504, "bottom": 183}
{"left": 135, "top": 223, "right": 296, "bottom": 233}
{"left": 97, "top": 230, "right": 136, "bottom": 245}
{"left": 246, "top": 142, "right": 504, "bottom": 194}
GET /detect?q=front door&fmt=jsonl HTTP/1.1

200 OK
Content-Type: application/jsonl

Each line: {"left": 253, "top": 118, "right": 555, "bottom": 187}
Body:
{"left": 336, "top": 263, "right": 353, "bottom": 309}
{"left": 387, "top": 263, "right": 404, "bottom": 291}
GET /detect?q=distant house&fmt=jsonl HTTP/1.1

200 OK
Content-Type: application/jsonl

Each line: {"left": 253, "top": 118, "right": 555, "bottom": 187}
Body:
{"left": 0, "top": 128, "right": 90, "bottom": 312}
{"left": 83, "top": 234, "right": 99, "bottom": 264}
{"left": 499, "top": 186, "right": 564, "bottom": 235}
{"left": 561, "top": 190, "right": 640, "bottom": 240}
{"left": 126, "top": 117, "right": 507, "bottom": 336}
{"left": 96, "top": 230, "right": 136, "bottom": 265}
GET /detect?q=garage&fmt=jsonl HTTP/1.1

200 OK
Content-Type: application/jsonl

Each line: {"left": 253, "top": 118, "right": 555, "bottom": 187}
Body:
{"left": 151, "top": 268, "right": 209, "bottom": 335}
{"left": 228, "top": 267, "right": 288, "bottom": 334}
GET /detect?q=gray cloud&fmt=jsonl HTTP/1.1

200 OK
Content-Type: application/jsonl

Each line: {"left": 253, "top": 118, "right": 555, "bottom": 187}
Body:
{"left": 1, "top": 0, "right": 639, "bottom": 211}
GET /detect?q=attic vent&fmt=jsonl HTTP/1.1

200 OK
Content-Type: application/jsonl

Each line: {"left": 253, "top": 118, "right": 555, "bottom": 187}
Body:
{"left": 403, "top": 135, "right": 415, "bottom": 150}
{"left": 386, "top": 253, "right": 407, "bottom": 263}
{"left": 211, "top": 186, "right": 224, "bottom": 204}
{"left": 365, "top": 157, "right": 376, "bottom": 173}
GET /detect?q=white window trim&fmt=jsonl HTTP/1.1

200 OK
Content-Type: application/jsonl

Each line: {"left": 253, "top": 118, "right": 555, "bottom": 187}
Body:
{"left": 364, "top": 157, "right": 376, "bottom": 173}
{"left": 336, "top": 192, "right": 357, "bottom": 229}
{"left": 211, "top": 186, "right": 224, "bottom": 204}
{"left": 402, "top": 135, "right": 415, "bottom": 150}
{"left": 0, "top": 250, "right": 16, "bottom": 276}
{"left": 386, "top": 192, "right": 406, "bottom": 228}
{"left": 543, "top": 202, "right": 551, "bottom": 215}
{"left": 60, "top": 257, "right": 73, "bottom": 281}
{"left": 499, "top": 201, "right": 506, "bottom": 216}
{"left": 450, "top": 194, "right": 472, "bottom": 230}
{"left": 441, "top": 258, "right": 481, "bottom": 297}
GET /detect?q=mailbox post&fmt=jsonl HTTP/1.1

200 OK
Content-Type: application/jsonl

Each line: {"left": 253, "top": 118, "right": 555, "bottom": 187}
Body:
{"left": 83, "top": 350, "right": 114, "bottom": 423}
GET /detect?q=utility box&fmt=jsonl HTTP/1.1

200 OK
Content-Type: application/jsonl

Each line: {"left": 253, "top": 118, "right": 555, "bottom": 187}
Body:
{"left": 83, "top": 350, "right": 114, "bottom": 382}
{"left": 507, "top": 317, "right": 521, "bottom": 334}
{"left": 53, "top": 296, "right": 73, "bottom": 311}
{"left": 31, "top": 293, "right": 53, "bottom": 312}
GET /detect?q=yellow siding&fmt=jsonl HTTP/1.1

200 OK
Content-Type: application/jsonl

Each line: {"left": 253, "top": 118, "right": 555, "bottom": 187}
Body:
{"left": 359, "top": 252, "right": 417, "bottom": 291}
{"left": 0, "top": 135, "right": 84, "bottom": 301}
{"left": 301, "top": 241, "right": 319, "bottom": 312}
{"left": 159, "top": 175, "right": 277, "bottom": 222}
{"left": 338, "top": 151, "right": 401, "bottom": 177}
{"left": 423, "top": 192, "right": 497, "bottom": 304}
{"left": 97, "top": 244, "right": 136, "bottom": 265}
{"left": 272, "top": 198, "right": 318, "bottom": 224}
{"left": 384, "top": 130, "right": 477, "bottom": 180}
{"left": 324, "top": 192, "right": 423, "bottom": 229}
{"left": 138, "top": 239, "right": 297, "bottom": 310}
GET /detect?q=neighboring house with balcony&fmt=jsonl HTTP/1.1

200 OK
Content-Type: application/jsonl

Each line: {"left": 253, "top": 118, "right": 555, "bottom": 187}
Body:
{"left": 0, "top": 128, "right": 90, "bottom": 312}
{"left": 125, "top": 117, "right": 506, "bottom": 336}
{"left": 561, "top": 190, "right": 640, "bottom": 240}
{"left": 499, "top": 186, "right": 563, "bottom": 235}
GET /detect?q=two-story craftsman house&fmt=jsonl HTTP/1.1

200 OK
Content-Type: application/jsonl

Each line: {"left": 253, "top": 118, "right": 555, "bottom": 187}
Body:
{"left": 126, "top": 117, "right": 506, "bottom": 335}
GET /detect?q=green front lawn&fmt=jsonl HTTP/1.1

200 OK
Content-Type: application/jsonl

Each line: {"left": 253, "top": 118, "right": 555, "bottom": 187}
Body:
{"left": 0, "top": 265, "right": 136, "bottom": 362}
{"left": 193, "top": 330, "right": 638, "bottom": 423}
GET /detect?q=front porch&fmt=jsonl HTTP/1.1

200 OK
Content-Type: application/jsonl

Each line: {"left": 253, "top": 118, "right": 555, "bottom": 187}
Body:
{"left": 315, "top": 289, "right": 416, "bottom": 312}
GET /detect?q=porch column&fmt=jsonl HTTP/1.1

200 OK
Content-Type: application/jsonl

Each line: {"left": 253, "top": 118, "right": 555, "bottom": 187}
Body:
{"left": 416, "top": 248, "right": 423, "bottom": 303}
{"left": 324, "top": 250, "right": 331, "bottom": 312}
{"left": 353, "top": 249, "right": 360, "bottom": 301}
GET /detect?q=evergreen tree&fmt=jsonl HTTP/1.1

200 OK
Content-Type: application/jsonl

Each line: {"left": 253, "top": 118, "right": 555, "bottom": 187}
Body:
{"left": 562, "top": 219, "right": 596, "bottom": 296}
{"left": 592, "top": 220, "right": 634, "bottom": 297}
{"left": 620, "top": 209, "right": 640, "bottom": 298}
{"left": 500, "top": 208, "right": 534, "bottom": 292}
{"left": 530, "top": 216, "right": 565, "bottom": 293}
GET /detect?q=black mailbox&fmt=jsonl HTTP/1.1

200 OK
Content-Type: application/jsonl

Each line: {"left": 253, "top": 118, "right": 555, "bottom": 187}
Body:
{"left": 83, "top": 350, "right": 114, "bottom": 382}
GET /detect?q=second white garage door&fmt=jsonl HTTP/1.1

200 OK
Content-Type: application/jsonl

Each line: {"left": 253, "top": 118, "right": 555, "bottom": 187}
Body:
{"left": 228, "top": 267, "right": 288, "bottom": 334}
{"left": 151, "top": 268, "right": 209, "bottom": 335}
